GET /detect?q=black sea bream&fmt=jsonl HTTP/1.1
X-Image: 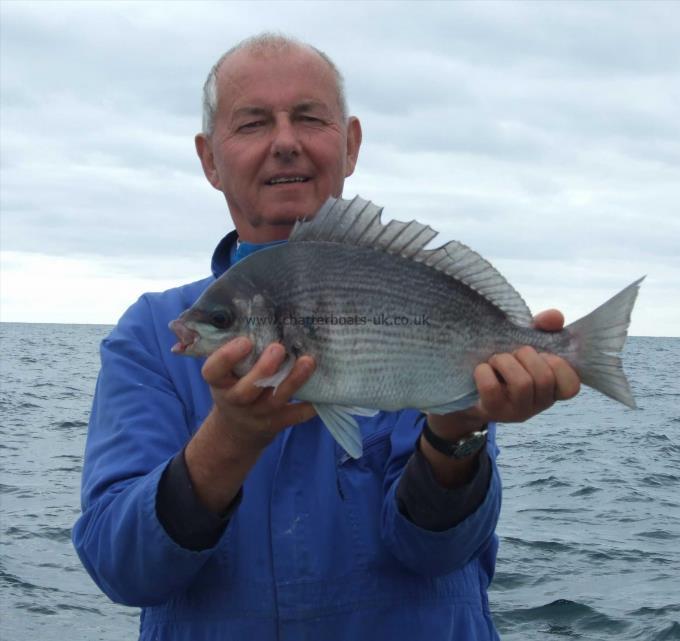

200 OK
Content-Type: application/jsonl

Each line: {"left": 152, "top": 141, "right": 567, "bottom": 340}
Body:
{"left": 170, "top": 196, "right": 642, "bottom": 458}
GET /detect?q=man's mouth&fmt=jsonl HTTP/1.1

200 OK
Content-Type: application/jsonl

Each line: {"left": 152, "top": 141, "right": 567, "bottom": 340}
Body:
{"left": 266, "top": 176, "right": 310, "bottom": 185}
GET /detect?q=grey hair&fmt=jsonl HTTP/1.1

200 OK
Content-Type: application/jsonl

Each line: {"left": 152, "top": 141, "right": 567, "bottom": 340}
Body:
{"left": 201, "top": 32, "right": 348, "bottom": 135}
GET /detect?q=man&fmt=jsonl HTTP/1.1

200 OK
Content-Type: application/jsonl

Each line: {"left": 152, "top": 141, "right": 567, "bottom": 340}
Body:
{"left": 73, "top": 34, "right": 579, "bottom": 640}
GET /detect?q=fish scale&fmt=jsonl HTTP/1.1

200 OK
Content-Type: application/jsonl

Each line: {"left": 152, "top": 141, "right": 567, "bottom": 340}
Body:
{"left": 170, "top": 196, "right": 643, "bottom": 458}
{"left": 261, "top": 248, "right": 472, "bottom": 384}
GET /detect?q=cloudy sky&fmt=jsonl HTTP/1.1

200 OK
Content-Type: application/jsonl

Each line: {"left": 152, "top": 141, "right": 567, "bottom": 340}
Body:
{"left": 1, "top": 1, "right": 678, "bottom": 335}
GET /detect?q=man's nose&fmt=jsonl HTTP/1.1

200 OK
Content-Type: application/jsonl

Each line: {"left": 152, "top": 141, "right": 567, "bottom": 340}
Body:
{"left": 270, "top": 116, "right": 301, "bottom": 160}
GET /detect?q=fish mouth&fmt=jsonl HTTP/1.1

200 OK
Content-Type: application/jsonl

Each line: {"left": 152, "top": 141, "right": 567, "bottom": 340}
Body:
{"left": 169, "top": 319, "right": 200, "bottom": 354}
{"left": 264, "top": 174, "right": 311, "bottom": 186}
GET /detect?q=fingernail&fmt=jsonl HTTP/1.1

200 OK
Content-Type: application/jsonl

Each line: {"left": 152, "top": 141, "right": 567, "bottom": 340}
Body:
{"left": 299, "top": 361, "right": 312, "bottom": 375}
{"left": 268, "top": 343, "right": 283, "bottom": 358}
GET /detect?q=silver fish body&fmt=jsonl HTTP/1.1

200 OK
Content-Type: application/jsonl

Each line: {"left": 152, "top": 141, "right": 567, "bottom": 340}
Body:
{"left": 224, "top": 242, "right": 566, "bottom": 409}
{"left": 171, "top": 196, "right": 642, "bottom": 457}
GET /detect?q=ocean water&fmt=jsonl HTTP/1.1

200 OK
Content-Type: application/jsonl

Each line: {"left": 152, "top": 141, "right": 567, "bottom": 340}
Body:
{"left": 1, "top": 322, "right": 678, "bottom": 640}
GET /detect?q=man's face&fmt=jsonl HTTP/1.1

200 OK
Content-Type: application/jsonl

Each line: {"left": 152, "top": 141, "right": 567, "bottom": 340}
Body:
{"left": 196, "top": 46, "right": 362, "bottom": 242}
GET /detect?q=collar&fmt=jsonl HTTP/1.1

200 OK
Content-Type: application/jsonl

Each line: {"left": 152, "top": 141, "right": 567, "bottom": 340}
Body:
{"left": 210, "top": 230, "right": 288, "bottom": 279}
{"left": 210, "top": 230, "right": 238, "bottom": 279}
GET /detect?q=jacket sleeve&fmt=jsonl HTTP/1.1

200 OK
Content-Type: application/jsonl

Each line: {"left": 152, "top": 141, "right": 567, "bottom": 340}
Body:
{"left": 71, "top": 295, "right": 227, "bottom": 607}
{"left": 396, "top": 441, "right": 492, "bottom": 531}
{"left": 380, "top": 412, "right": 502, "bottom": 576}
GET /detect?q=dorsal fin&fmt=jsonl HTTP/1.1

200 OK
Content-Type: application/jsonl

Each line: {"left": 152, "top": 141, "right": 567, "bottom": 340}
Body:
{"left": 290, "top": 196, "right": 533, "bottom": 325}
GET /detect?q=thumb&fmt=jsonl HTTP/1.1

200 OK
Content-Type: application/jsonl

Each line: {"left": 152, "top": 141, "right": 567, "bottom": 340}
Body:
{"left": 533, "top": 308, "right": 564, "bottom": 332}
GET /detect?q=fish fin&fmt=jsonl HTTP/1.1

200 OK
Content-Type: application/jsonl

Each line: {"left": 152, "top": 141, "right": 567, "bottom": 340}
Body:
{"left": 422, "top": 390, "right": 480, "bottom": 414}
{"left": 291, "top": 196, "right": 533, "bottom": 326}
{"left": 290, "top": 196, "right": 438, "bottom": 256}
{"left": 567, "top": 277, "right": 644, "bottom": 409}
{"left": 432, "top": 240, "right": 532, "bottom": 325}
{"left": 313, "top": 403, "right": 364, "bottom": 459}
{"left": 253, "top": 354, "right": 296, "bottom": 393}
{"left": 341, "top": 406, "right": 380, "bottom": 417}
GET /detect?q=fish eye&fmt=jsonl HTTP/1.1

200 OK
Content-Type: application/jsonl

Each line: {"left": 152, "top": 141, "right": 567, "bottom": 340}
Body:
{"left": 210, "top": 311, "right": 232, "bottom": 329}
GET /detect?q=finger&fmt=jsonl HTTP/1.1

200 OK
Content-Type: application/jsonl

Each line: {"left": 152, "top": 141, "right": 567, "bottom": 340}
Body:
{"left": 228, "top": 342, "right": 288, "bottom": 406}
{"left": 473, "top": 362, "right": 507, "bottom": 417}
{"left": 514, "top": 346, "right": 556, "bottom": 412}
{"left": 270, "top": 355, "right": 316, "bottom": 405}
{"left": 541, "top": 354, "right": 581, "bottom": 401}
{"left": 202, "top": 337, "right": 252, "bottom": 386}
{"left": 488, "top": 353, "right": 534, "bottom": 413}
{"left": 533, "top": 309, "right": 564, "bottom": 332}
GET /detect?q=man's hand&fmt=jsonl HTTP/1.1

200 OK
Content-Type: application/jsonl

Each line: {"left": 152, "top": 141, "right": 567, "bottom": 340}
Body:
{"left": 423, "top": 310, "right": 581, "bottom": 488}
{"left": 202, "top": 338, "right": 317, "bottom": 452}
{"left": 185, "top": 338, "right": 316, "bottom": 514}
{"left": 470, "top": 309, "right": 581, "bottom": 425}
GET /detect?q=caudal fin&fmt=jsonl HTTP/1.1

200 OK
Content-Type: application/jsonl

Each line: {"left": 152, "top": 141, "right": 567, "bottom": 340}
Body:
{"left": 566, "top": 277, "right": 644, "bottom": 409}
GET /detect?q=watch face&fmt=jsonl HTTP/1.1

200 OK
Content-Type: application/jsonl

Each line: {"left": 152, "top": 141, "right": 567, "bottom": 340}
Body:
{"left": 453, "top": 433, "right": 486, "bottom": 458}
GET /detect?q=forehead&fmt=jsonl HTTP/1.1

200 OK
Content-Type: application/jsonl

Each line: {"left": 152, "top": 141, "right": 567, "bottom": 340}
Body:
{"left": 216, "top": 46, "right": 341, "bottom": 116}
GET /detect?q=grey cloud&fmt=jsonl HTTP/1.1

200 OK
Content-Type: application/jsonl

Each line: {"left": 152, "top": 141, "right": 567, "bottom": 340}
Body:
{"left": 1, "top": 1, "right": 678, "bottom": 334}
{"left": 341, "top": 2, "right": 680, "bottom": 75}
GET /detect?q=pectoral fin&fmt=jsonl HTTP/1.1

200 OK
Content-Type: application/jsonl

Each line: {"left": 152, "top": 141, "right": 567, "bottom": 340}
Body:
{"left": 253, "top": 354, "right": 296, "bottom": 393}
{"left": 314, "top": 403, "right": 377, "bottom": 459}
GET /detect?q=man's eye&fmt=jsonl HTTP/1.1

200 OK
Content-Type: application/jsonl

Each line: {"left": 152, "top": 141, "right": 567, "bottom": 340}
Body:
{"left": 238, "top": 121, "right": 264, "bottom": 131}
{"left": 301, "top": 115, "right": 322, "bottom": 123}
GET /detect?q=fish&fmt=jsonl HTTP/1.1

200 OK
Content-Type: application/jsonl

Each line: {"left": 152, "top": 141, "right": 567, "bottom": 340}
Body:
{"left": 170, "top": 196, "right": 643, "bottom": 458}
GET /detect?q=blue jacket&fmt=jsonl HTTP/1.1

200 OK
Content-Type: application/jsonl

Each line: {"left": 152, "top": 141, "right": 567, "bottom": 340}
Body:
{"left": 73, "top": 234, "right": 502, "bottom": 640}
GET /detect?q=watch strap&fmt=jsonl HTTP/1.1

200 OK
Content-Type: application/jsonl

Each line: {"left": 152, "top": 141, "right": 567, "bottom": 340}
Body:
{"left": 422, "top": 420, "right": 488, "bottom": 459}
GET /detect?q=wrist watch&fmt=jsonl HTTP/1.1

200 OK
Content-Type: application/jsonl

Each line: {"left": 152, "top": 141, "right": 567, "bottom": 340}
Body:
{"left": 422, "top": 420, "right": 488, "bottom": 459}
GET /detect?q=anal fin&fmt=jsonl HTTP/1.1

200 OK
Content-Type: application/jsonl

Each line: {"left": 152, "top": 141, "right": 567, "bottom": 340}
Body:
{"left": 421, "top": 390, "right": 479, "bottom": 415}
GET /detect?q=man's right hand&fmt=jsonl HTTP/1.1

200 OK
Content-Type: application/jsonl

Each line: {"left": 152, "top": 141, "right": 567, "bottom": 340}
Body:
{"left": 202, "top": 337, "right": 317, "bottom": 451}
{"left": 185, "top": 337, "right": 316, "bottom": 515}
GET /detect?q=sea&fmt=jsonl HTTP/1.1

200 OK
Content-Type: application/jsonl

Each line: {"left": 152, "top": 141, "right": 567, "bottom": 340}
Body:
{"left": 1, "top": 322, "right": 678, "bottom": 640}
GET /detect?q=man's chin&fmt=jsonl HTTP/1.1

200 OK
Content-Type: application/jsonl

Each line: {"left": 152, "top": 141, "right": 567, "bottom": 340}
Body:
{"left": 259, "top": 200, "right": 324, "bottom": 225}
{"left": 244, "top": 211, "right": 306, "bottom": 242}
{"left": 235, "top": 196, "right": 328, "bottom": 241}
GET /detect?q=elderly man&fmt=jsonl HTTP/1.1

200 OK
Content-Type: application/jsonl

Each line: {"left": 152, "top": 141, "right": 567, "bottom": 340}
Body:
{"left": 73, "top": 34, "right": 578, "bottom": 640}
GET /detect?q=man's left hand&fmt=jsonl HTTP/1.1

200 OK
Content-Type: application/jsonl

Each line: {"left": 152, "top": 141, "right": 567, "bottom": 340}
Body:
{"left": 427, "top": 309, "right": 581, "bottom": 440}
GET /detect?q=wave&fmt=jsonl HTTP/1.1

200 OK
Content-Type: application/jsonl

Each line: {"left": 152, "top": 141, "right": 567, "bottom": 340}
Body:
{"left": 496, "top": 598, "right": 631, "bottom": 636}
{"left": 521, "top": 475, "right": 571, "bottom": 489}
{"left": 651, "top": 621, "right": 680, "bottom": 641}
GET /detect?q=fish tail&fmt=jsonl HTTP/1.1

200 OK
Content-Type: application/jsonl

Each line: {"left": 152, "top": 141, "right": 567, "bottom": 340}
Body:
{"left": 565, "top": 277, "right": 644, "bottom": 409}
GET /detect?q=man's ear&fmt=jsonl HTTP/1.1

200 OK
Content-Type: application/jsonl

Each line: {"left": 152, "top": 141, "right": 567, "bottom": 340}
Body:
{"left": 195, "top": 134, "right": 222, "bottom": 190}
{"left": 344, "top": 117, "right": 362, "bottom": 178}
